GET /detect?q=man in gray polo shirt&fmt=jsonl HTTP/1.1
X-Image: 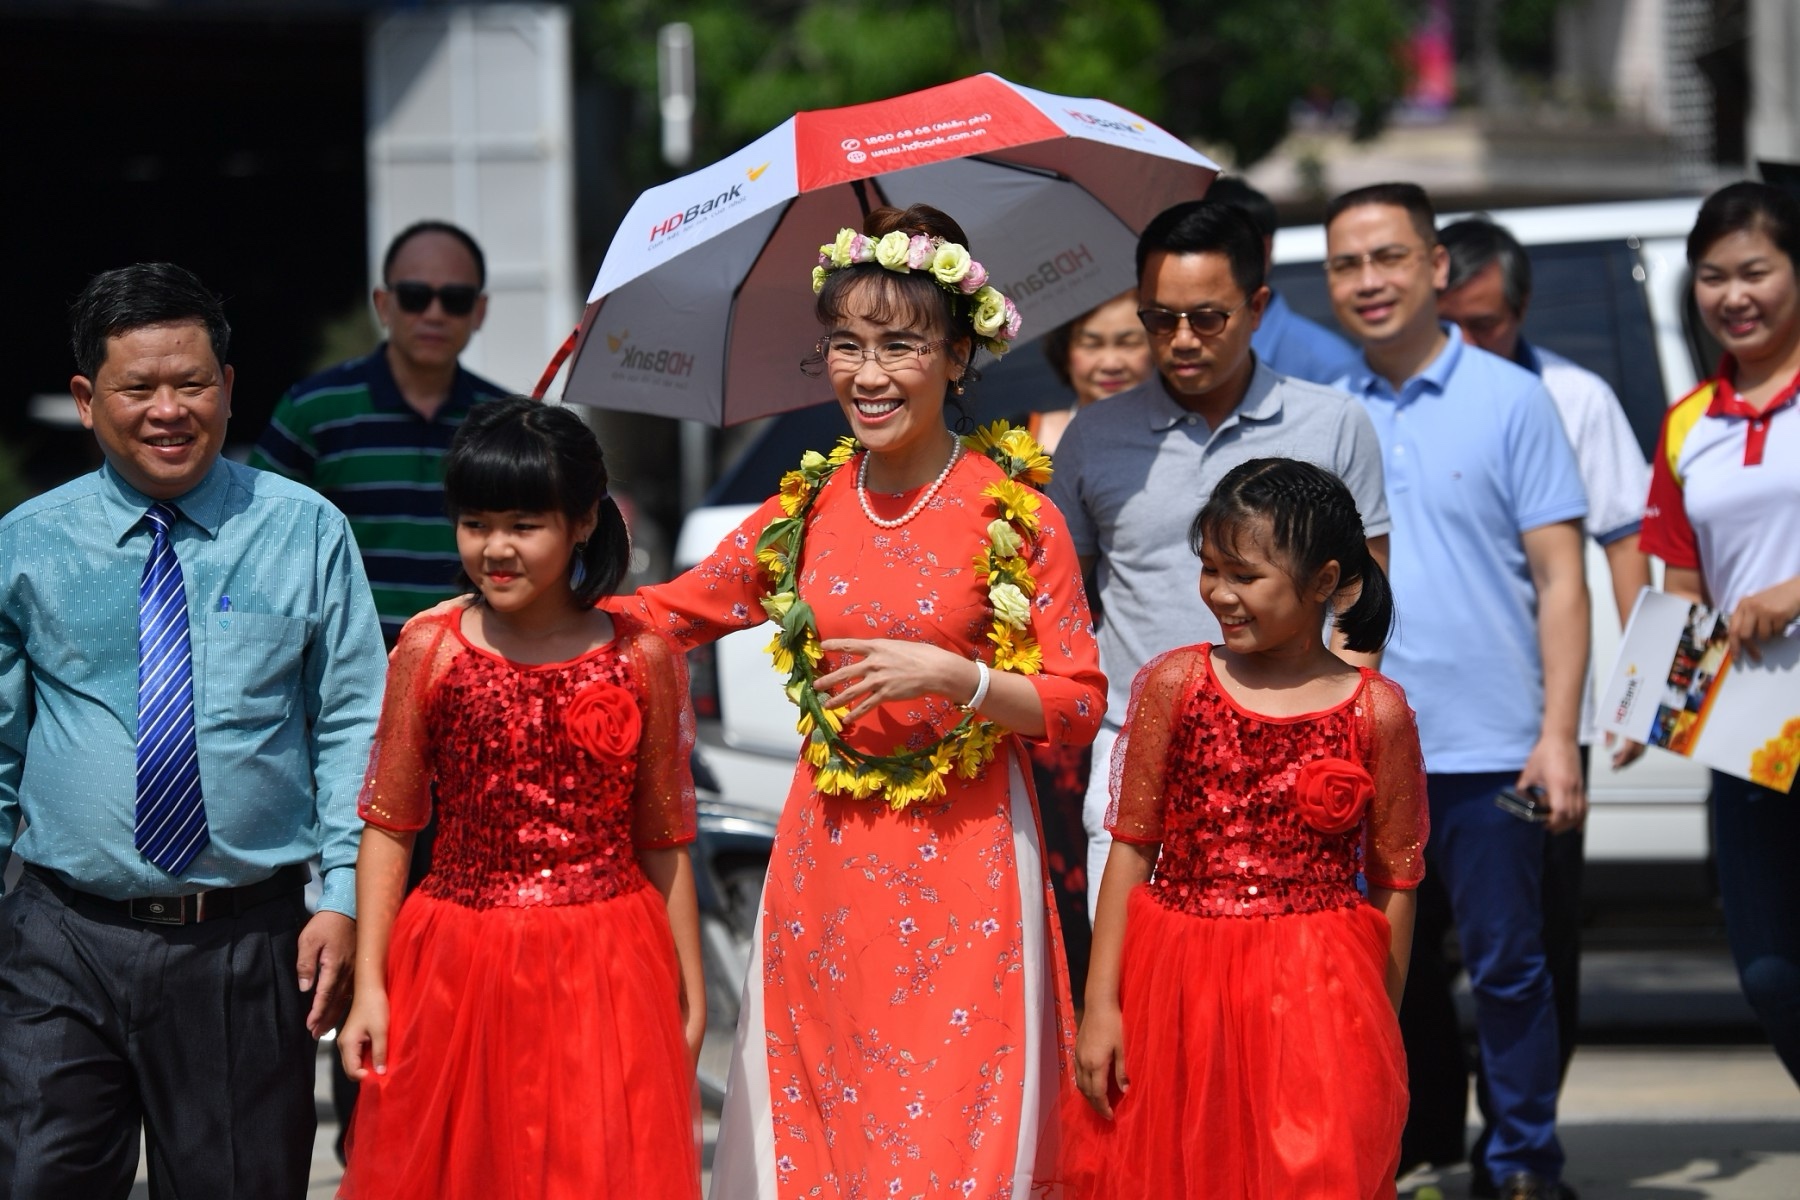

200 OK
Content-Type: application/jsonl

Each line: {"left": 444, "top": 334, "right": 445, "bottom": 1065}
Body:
{"left": 1049, "top": 199, "right": 1391, "bottom": 920}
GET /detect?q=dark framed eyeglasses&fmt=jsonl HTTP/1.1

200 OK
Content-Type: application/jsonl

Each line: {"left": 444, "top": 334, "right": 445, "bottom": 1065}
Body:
{"left": 389, "top": 281, "right": 482, "bottom": 317}
{"left": 1136, "top": 301, "right": 1248, "bottom": 338}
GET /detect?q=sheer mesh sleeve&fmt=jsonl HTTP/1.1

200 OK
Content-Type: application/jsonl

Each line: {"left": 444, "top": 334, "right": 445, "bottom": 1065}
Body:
{"left": 1106, "top": 647, "right": 1205, "bottom": 845}
{"left": 603, "top": 497, "right": 784, "bottom": 653}
{"left": 1356, "top": 674, "right": 1430, "bottom": 889}
{"left": 622, "top": 617, "right": 699, "bottom": 849}
{"left": 357, "top": 611, "right": 460, "bottom": 832}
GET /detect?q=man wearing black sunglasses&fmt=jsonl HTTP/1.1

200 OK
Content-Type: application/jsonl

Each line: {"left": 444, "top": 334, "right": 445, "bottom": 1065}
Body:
{"left": 252, "top": 219, "right": 507, "bottom": 648}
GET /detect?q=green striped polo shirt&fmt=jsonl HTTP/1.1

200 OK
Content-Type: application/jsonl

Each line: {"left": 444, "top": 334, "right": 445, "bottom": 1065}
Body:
{"left": 250, "top": 345, "right": 508, "bottom": 644}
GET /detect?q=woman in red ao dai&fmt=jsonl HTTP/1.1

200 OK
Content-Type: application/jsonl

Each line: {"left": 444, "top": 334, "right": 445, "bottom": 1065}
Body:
{"left": 611, "top": 204, "right": 1105, "bottom": 1198}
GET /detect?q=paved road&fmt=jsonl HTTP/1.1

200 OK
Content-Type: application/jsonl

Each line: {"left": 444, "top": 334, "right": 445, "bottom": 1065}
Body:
{"left": 122, "top": 1040, "right": 1797, "bottom": 1198}
{"left": 126, "top": 941, "right": 1799, "bottom": 1197}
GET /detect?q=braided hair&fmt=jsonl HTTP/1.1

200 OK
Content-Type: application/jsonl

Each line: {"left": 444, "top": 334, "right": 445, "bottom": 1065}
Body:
{"left": 1189, "top": 457, "right": 1394, "bottom": 653}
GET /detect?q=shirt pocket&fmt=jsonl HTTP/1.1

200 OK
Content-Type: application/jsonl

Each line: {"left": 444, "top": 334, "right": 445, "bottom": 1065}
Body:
{"left": 201, "top": 611, "right": 308, "bottom": 726}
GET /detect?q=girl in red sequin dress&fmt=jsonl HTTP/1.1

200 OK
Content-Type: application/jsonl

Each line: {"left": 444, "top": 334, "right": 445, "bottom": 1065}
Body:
{"left": 1065, "top": 458, "right": 1430, "bottom": 1199}
{"left": 337, "top": 400, "right": 704, "bottom": 1200}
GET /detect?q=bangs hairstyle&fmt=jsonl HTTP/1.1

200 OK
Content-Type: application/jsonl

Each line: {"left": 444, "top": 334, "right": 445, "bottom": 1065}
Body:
{"left": 815, "top": 267, "right": 956, "bottom": 341}
{"left": 1189, "top": 457, "right": 1395, "bottom": 653}
{"left": 443, "top": 398, "right": 630, "bottom": 607}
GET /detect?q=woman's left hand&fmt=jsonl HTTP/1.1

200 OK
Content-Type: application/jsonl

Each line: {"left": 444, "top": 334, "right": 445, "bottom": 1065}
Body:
{"left": 1727, "top": 577, "right": 1800, "bottom": 663}
{"left": 815, "top": 638, "right": 976, "bottom": 725}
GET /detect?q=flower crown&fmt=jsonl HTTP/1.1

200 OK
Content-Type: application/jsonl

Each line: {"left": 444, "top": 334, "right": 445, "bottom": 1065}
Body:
{"left": 811, "top": 228, "right": 1022, "bottom": 357}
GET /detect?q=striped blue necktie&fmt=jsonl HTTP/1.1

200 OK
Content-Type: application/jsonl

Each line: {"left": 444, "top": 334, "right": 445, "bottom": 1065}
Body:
{"left": 135, "top": 503, "right": 209, "bottom": 875}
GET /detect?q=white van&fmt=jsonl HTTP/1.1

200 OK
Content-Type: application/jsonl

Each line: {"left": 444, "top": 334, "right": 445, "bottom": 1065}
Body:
{"left": 680, "top": 196, "right": 1717, "bottom": 885}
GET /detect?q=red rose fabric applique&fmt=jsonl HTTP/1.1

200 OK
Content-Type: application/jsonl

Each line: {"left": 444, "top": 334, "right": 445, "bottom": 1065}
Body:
{"left": 1292, "top": 757, "right": 1375, "bottom": 834}
{"left": 564, "top": 682, "right": 642, "bottom": 761}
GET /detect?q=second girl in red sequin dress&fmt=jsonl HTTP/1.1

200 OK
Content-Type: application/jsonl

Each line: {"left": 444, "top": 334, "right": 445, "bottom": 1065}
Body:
{"left": 337, "top": 400, "right": 703, "bottom": 1200}
{"left": 1066, "top": 459, "right": 1430, "bottom": 1200}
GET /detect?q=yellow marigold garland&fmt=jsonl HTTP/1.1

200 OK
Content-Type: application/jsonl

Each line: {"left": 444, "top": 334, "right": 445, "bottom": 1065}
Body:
{"left": 757, "top": 420, "right": 1050, "bottom": 809}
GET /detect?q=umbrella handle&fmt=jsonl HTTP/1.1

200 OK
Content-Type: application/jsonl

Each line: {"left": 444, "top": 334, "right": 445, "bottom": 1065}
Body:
{"left": 531, "top": 326, "right": 581, "bottom": 400}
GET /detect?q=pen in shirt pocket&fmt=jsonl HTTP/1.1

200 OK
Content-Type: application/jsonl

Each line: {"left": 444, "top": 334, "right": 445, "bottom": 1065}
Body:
{"left": 218, "top": 595, "right": 232, "bottom": 612}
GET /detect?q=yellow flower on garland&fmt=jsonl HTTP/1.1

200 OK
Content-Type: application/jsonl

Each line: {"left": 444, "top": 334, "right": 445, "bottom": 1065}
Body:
{"left": 767, "top": 631, "right": 796, "bottom": 675}
{"left": 797, "top": 703, "right": 846, "bottom": 739}
{"left": 778, "top": 470, "right": 812, "bottom": 516}
{"left": 997, "top": 428, "right": 1054, "bottom": 485}
{"left": 982, "top": 479, "right": 1041, "bottom": 535}
{"left": 990, "top": 626, "right": 1044, "bottom": 675}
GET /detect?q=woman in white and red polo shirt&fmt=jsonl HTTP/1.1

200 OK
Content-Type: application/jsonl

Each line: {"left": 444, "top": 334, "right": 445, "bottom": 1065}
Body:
{"left": 1643, "top": 181, "right": 1800, "bottom": 1087}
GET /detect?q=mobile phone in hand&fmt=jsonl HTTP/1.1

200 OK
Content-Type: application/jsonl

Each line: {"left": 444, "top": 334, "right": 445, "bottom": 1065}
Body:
{"left": 1495, "top": 785, "right": 1549, "bottom": 823}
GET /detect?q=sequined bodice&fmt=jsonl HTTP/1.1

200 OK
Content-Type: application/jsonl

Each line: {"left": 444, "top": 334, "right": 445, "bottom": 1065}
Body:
{"left": 416, "top": 644, "right": 649, "bottom": 910}
{"left": 1149, "top": 666, "right": 1368, "bottom": 918}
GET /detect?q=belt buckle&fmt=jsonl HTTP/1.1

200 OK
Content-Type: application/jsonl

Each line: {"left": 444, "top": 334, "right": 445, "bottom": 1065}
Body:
{"left": 129, "top": 896, "right": 193, "bottom": 925}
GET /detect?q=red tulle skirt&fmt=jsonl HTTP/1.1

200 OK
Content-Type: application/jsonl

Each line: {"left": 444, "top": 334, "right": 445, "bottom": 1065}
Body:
{"left": 1063, "top": 886, "right": 1407, "bottom": 1200}
{"left": 338, "top": 885, "right": 699, "bottom": 1200}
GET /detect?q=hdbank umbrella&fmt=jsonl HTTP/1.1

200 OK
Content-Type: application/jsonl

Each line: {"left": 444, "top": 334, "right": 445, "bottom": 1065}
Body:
{"left": 559, "top": 72, "right": 1217, "bottom": 426}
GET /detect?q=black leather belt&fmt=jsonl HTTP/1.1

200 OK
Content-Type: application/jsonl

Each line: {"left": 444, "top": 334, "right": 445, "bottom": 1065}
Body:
{"left": 25, "top": 862, "right": 310, "bottom": 926}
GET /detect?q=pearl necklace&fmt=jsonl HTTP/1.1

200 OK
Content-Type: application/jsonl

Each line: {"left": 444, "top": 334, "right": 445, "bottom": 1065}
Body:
{"left": 857, "top": 439, "right": 963, "bottom": 529}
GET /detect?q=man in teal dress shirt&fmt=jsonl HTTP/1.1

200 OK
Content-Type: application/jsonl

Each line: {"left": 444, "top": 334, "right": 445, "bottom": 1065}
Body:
{"left": 0, "top": 263, "right": 385, "bottom": 1198}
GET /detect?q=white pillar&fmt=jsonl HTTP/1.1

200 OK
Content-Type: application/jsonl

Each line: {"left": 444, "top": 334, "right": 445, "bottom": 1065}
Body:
{"left": 1748, "top": 0, "right": 1800, "bottom": 165}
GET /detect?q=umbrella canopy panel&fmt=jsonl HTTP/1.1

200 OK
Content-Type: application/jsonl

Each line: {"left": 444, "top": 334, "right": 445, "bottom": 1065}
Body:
{"left": 563, "top": 73, "right": 1216, "bottom": 426}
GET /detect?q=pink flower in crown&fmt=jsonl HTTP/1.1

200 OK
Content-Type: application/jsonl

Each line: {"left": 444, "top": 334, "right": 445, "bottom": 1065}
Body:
{"left": 958, "top": 259, "right": 990, "bottom": 295}
{"left": 849, "top": 234, "right": 875, "bottom": 262}
{"left": 906, "top": 234, "right": 935, "bottom": 269}
{"left": 1002, "top": 296, "right": 1023, "bottom": 339}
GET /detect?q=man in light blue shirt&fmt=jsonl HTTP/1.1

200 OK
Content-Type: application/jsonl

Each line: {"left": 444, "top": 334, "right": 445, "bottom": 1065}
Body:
{"left": 0, "top": 263, "right": 385, "bottom": 1198}
{"left": 1327, "top": 184, "right": 1590, "bottom": 1200}
{"left": 1208, "top": 176, "right": 1357, "bottom": 384}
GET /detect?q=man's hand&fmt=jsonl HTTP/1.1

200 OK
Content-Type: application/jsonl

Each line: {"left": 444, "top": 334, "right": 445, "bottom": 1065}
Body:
{"left": 297, "top": 910, "right": 356, "bottom": 1039}
{"left": 1518, "top": 736, "right": 1586, "bottom": 834}
{"left": 1727, "top": 577, "right": 1800, "bottom": 663}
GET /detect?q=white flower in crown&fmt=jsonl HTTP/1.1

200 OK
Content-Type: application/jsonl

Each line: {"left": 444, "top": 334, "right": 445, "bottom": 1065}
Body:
{"left": 929, "top": 242, "right": 973, "bottom": 285}
{"left": 970, "top": 286, "right": 1007, "bottom": 338}
{"left": 830, "top": 228, "right": 857, "bottom": 267}
{"left": 808, "top": 226, "right": 1021, "bottom": 355}
{"left": 874, "top": 231, "right": 912, "bottom": 270}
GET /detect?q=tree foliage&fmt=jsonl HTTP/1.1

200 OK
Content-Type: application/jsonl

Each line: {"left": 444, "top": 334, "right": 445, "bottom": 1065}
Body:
{"left": 578, "top": 0, "right": 1418, "bottom": 177}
